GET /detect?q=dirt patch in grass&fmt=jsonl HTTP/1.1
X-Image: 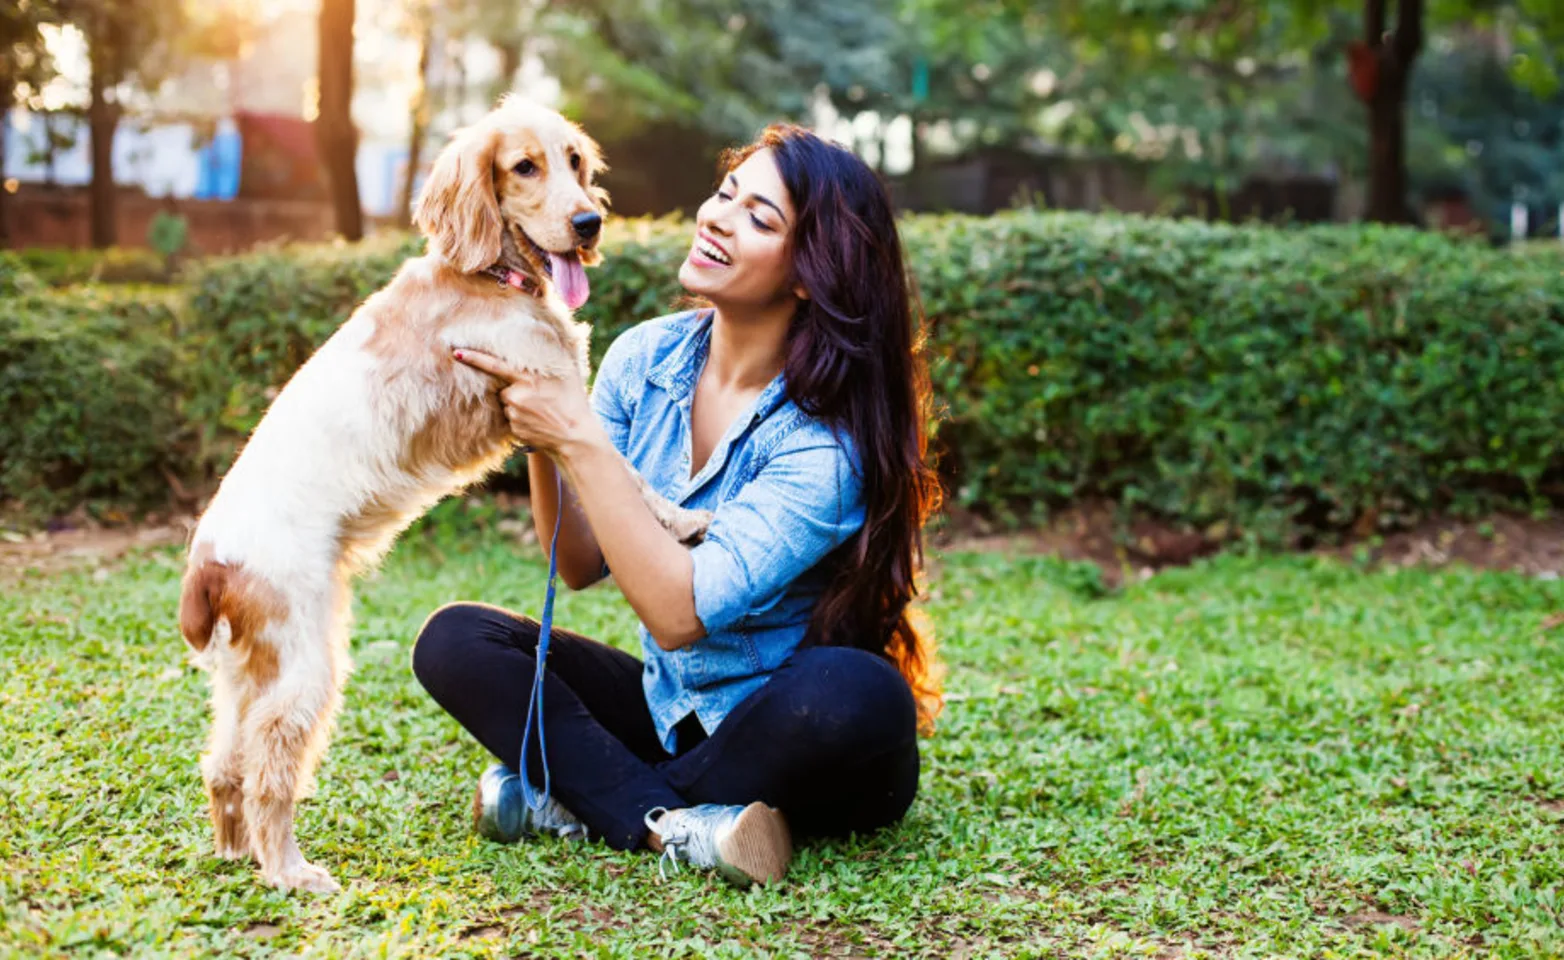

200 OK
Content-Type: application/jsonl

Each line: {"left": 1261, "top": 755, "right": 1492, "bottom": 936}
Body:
{"left": 13, "top": 500, "right": 1564, "bottom": 588}
{"left": 932, "top": 502, "right": 1564, "bottom": 585}
{"left": 795, "top": 920, "right": 894, "bottom": 959}
{"left": 1326, "top": 514, "right": 1564, "bottom": 577}
{"left": 0, "top": 515, "right": 189, "bottom": 579}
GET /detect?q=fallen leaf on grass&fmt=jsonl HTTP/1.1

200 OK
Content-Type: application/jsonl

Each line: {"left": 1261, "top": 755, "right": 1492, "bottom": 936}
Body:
{"left": 1342, "top": 911, "right": 1418, "bottom": 932}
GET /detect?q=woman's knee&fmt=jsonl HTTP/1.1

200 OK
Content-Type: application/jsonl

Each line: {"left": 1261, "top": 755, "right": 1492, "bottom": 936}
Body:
{"left": 782, "top": 646, "right": 918, "bottom": 747}
{"left": 410, "top": 602, "right": 490, "bottom": 694}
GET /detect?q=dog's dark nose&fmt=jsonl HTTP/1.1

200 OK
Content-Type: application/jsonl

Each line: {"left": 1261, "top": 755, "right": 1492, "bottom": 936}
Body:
{"left": 571, "top": 212, "right": 602, "bottom": 240}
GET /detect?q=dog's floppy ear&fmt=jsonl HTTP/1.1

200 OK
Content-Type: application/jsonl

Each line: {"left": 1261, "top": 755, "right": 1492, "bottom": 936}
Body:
{"left": 414, "top": 126, "right": 503, "bottom": 273}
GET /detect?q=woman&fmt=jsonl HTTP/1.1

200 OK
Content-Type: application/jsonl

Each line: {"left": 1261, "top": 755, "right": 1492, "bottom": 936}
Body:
{"left": 413, "top": 124, "right": 943, "bottom": 887}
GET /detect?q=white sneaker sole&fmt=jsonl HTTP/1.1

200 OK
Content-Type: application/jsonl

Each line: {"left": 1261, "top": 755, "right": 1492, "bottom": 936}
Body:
{"left": 716, "top": 802, "right": 793, "bottom": 887}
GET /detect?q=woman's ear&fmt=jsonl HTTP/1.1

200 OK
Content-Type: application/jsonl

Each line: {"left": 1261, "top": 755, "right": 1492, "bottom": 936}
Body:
{"left": 413, "top": 126, "right": 503, "bottom": 272}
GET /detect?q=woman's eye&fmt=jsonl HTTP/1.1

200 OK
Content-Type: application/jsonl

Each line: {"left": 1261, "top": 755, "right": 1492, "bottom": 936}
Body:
{"left": 514, "top": 159, "right": 537, "bottom": 176}
{"left": 750, "top": 215, "right": 774, "bottom": 233}
{"left": 716, "top": 190, "right": 732, "bottom": 201}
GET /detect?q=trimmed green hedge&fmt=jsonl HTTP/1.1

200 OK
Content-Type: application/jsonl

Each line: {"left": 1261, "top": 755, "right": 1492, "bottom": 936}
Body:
{"left": 6, "top": 212, "right": 1564, "bottom": 539}
{"left": 917, "top": 217, "right": 1564, "bottom": 534}
{"left": 0, "top": 286, "right": 189, "bottom": 516}
{"left": 13, "top": 246, "right": 170, "bottom": 287}
{"left": 0, "top": 252, "right": 42, "bottom": 298}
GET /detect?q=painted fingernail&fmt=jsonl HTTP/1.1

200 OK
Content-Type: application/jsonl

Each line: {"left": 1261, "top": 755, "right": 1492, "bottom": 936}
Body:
{"left": 453, "top": 350, "right": 464, "bottom": 360}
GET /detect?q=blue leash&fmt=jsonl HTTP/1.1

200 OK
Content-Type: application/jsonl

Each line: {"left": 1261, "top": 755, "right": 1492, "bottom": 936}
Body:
{"left": 519, "top": 472, "right": 566, "bottom": 811}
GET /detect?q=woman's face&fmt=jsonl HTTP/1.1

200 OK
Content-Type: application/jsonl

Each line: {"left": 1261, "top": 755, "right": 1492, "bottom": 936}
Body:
{"left": 679, "top": 148, "right": 802, "bottom": 309}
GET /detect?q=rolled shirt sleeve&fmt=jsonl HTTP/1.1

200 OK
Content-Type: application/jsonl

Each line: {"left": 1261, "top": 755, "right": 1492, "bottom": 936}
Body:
{"left": 689, "top": 431, "right": 865, "bottom": 636}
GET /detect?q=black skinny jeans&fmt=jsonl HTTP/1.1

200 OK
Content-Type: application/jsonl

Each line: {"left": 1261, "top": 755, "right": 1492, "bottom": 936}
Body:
{"left": 412, "top": 602, "right": 921, "bottom": 850}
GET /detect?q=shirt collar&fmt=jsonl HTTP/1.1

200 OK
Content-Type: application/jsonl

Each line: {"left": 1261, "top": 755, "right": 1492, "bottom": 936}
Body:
{"left": 645, "top": 309, "right": 710, "bottom": 400}
{"left": 646, "top": 308, "right": 793, "bottom": 444}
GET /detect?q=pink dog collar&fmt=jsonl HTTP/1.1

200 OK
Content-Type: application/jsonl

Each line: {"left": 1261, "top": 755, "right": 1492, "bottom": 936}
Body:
{"left": 482, "top": 263, "right": 543, "bottom": 297}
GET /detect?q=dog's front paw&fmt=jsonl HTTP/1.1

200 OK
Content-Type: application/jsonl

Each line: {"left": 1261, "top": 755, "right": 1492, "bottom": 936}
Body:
{"left": 216, "top": 836, "right": 251, "bottom": 861}
{"left": 266, "top": 860, "right": 340, "bottom": 894}
{"left": 672, "top": 509, "right": 714, "bottom": 547}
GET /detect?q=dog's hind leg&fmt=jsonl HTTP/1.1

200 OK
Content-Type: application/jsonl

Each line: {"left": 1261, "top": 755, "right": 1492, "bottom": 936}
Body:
{"left": 202, "top": 664, "right": 250, "bottom": 860}
{"left": 240, "top": 610, "right": 345, "bottom": 894}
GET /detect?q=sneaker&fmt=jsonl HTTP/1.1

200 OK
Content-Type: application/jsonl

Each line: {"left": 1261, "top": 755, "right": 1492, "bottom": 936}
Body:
{"left": 644, "top": 801, "right": 792, "bottom": 888}
{"left": 472, "top": 763, "right": 587, "bottom": 843}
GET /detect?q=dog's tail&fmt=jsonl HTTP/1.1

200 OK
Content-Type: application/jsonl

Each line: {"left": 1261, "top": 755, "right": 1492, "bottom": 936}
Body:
{"left": 179, "top": 560, "right": 232, "bottom": 652}
{"left": 178, "top": 556, "right": 286, "bottom": 671}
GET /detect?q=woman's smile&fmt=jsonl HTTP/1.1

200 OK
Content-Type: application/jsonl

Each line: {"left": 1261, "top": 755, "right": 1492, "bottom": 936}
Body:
{"left": 689, "top": 232, "right": 733, "bottom": 268}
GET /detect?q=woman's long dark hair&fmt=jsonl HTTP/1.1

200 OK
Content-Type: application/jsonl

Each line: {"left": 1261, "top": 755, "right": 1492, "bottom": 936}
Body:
{"left": 723, "top": 125, "right": 945, "bottom": 732}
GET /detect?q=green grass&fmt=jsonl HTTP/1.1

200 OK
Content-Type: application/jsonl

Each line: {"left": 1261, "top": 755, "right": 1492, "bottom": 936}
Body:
{"left": 2, "top": 503, "right": 1563, "bottom": 958}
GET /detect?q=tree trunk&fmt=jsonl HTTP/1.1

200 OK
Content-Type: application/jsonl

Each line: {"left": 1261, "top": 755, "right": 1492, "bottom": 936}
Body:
{"left": 398, "top": 14, "right": 433, "bottom": 228}
{"left": 316, "top": 0, "right": 363, "bottom": 241}
{"left": 451, "top": 37, "right": 468, "bottom": 123}
{"left": 0, "top": 83, "right": 11, "bottom": 248}
{"left": 42, "top": 113, "right": 57, "bottom": 186}
{"left": 87, "top": 23, "right": 119, "bottom": 248}
{"left": 1360, "top": 0, "right": 1423, "bottom": 224}
{"left": 493, "top": 38, "right": 522, "bottom": 100}
{"left": 1365, "top": 71, "right": 1409, "bottom": 222}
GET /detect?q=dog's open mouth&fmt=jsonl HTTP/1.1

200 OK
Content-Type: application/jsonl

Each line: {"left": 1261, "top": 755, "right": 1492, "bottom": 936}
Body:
{"left": 522, "top": 233, "right": 591, "bottom": 310}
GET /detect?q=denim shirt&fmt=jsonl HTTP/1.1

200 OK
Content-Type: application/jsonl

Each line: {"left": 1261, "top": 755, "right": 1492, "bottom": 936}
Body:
{"left": 590, "top": 309, "right": 866, "bottom": 753}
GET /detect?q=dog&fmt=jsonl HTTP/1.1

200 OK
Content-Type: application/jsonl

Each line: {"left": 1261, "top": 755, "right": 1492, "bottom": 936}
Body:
{"left": 177, "top": 97, "right": 709, "bottom": 893}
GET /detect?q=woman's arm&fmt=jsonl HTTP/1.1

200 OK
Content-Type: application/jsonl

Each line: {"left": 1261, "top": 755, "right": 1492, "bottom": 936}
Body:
{"left": 555, "top": 429, "right": 705, "bottom": 650}
{"left": 524, "top": 451, "right": 606, "bottom": 591}
{"left": 453, "top": 347, "right": 704, "bottom": 647}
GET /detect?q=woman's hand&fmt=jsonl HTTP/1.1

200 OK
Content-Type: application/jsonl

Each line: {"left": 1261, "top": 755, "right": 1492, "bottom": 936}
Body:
{"left": 452, "top": 349, "right": 605, "bottom": 457}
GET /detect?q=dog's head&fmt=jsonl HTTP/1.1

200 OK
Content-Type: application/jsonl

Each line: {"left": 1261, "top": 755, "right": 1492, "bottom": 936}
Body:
{"left": 413, "top": 96, "right": 608, "bottom": 309}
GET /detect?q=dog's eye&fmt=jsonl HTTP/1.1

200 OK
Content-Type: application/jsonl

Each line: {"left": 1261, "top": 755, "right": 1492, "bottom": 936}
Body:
{"left": 513, "top": 158, "right": 537, "bottom": 176}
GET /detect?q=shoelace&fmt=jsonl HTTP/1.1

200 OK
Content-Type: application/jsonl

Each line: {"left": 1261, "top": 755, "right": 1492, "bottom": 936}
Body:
{"left": 534, "top": 795, "right": 585, "bottom": 838}
{"left": 645, "top": 806, "right": 722, "bottom": 881}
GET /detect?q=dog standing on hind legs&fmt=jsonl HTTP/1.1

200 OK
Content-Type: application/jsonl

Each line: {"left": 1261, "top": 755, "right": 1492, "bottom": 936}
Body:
{"left": 177, "top": 97, "right": 710, "bottom": 893}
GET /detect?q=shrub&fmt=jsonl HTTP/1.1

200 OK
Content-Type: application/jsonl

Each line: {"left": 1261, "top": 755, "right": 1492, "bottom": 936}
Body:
{"left": 909, "top": 215, "right": 1564, "bottom": 537}
{"left": 13, "top": 246, "right": 170, "bottom": 287}
{"left": 0, "top": 252, "right": 43, "bottom": 297}
{"left": 0, "top": 286, "right": 189, "bottom": 517}
{"left": 12, "top": 212, "right": 1564, "bottom": 540}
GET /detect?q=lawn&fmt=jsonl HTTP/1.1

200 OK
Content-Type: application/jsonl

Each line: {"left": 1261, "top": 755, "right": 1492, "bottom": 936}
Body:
{"left": 2, "top": 503, "right": 1562, "bottom": 958}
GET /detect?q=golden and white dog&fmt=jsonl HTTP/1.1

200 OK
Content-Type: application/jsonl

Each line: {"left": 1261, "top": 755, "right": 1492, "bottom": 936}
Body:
{"left": 178, "top": 98, "right": 706, "bottom": 892}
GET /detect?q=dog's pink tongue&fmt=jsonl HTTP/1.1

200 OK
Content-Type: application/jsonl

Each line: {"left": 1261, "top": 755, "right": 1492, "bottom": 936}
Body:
{"left": 550, "top": 252, "right": 590, "bottom": 310}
